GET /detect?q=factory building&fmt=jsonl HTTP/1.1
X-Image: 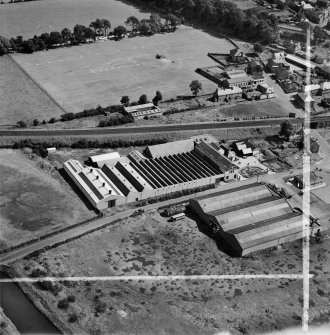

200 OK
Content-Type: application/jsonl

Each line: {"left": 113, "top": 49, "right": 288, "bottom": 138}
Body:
{"left": 64, "top": 136, "right": 238, "bottom": 210}
{"left": 189, "top": 183, "right": 306, "bottom": 256}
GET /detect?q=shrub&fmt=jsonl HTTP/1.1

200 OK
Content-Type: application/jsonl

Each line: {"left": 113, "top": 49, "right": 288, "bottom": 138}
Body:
{"left": 94, "top": 300, "right": 106, "bottom": 313}
{"left": 33, "top": 119, "right": 40, "bottom": 126}
{"left": 58, "top": 298, "right": 69, "bottom": 309}
{"left": 48, "top": 117, "right": 56, "bottom": 124}
{"left": 138, "top": 94, "right": 148, "bottom": 105}
{"left": 16, "top": 120, "right": 27, "bottom": 128}
{"left": 68, "top": 313, "right": 78, "bottom": 323}
{"left": 30, "top": 268, "right": 47, "bottom": 278}
{"left": 67, "top": 295, "right": 76, "bottom": 303}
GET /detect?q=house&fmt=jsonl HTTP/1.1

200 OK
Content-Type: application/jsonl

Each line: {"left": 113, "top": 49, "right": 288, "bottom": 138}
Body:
{"left": 229, "top": 48, "right": 248, "bottom": 64}
{"left": 267, "top": 58, "right": 290, "bottom": 73}
{"left": 232, "top": 140, "right": 258, "bottom": 157}
{"left": 258, "top": 83, "right": 274, "bottom": 94}
{"left": 213, "top": 86, "right": 242, "bottom": 102}
{"left": 295, "top": 93, "right": 315, "bottom": 109}
{"left": 124, "top": 103, "right": 161, "bottom": 118}
{"left": 222, "top": 70, "right": 265, "bottom": 92}
{"left": 293, "top": 173, "right": 323, "bottom": 189}
{"left": 303, "top": 83, "right": 321, "bottom": 94}
{"left": 316, "top": 65, "right": 330, "bottom": 79}
{"left": 319, "top": 81, "right": 330, "bottom": 94}
{"left": 285, "top": 54, "right": 316, "bottom": 70}
{"left": 274, "top": 66, "right": 290, "bottom": 81}
{"left": 247, "top": 60, "right": 263, "bottom": 76}
{"left": 273, "top": 51, "right": 286, "bottom": 62}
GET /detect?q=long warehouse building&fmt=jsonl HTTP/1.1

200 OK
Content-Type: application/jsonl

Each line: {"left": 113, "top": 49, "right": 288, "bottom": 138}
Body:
{"left": 64, "top": 137, "right": 239, "bottom": 210}
{"left": 189, "top": 183, "right": 307, "bottom": 256}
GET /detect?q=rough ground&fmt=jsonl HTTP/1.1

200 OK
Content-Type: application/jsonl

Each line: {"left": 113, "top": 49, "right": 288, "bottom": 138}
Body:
{"left": 10, "top": 208, "right": 330, "bottom": 334}
{"left": 0, "top": 149, "right": 95, "bottom": 249}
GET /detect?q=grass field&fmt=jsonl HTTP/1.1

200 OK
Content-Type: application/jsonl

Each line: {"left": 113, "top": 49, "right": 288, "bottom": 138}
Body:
{"left": 11, "top": 26, "right": 234, "bottom": 113}
{"left": 0, "top": 56, "right": 64, "bottom": 125}
{"left": 0, "top": 149, "right": 95, "bottom": 249}
{"left": 0, "top": 0, "right": 150, "bottom": 39}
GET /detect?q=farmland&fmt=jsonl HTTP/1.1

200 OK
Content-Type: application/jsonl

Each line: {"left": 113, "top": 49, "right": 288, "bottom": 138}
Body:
{"left": 11, "top": 26, "right": 233, "bottom": 113}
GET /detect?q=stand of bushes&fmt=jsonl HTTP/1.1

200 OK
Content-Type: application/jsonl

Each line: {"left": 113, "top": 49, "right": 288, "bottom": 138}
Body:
{"left": 60, "top": 104, "right": 124, "bottom": 122}
{"left": 0, "top": 12, "right": 180, "bottom": 56}
{"left": 131, "top": 0, "right": 280, "bottom": 44}
{"left": 11, "top": 137, "right": 169, "bottom": 153}
{"left": 98, "top": 114, "right": 134, "bottom": 127}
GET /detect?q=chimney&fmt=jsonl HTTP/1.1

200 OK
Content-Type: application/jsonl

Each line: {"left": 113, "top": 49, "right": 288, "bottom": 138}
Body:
{"left": 96, "top": 175, "right": 99, "bottom": 179}
{"left": 109, "top": 190, "right": 112, "bottom": 194}
{"left": 90, "top": 168, "right": 93, "bottom": 172}
{"left": 102, "top": 182, "right": 105, "bottom": 187}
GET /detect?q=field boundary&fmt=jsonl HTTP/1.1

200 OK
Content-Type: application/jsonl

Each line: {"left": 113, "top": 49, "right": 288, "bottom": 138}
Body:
{"left": 8, "top": 54, "right": 67, "bottom": 115}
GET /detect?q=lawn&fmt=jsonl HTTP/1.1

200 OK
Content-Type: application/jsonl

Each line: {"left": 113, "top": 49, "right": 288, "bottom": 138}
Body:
{"left": 11, "top": 26, "right": 234, "bottom": 113}
{"left": 0, "top": 56, "right": 64, "bottom": 125}
{"left": 0, "top": 149, "right": 95, "bottom": 249}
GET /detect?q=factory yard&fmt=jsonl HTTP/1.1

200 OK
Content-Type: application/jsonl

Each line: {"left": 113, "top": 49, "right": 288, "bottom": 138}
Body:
{"left": 9, "top": 206, "right": 330, "bottom": 334}
{"left": 0, "top": 149, "right": 95, "bottom": 250}
{"left": 11, "top": 26, "right": 233, "bottom": 114}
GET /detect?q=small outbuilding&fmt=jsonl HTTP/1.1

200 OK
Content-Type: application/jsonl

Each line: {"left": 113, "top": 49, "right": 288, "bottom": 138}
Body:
{"left": 124, "top": 103, "right": 161, "bottom": 118}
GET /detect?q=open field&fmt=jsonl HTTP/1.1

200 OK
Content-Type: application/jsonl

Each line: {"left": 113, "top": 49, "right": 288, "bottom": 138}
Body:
{"left": 9, "top": 206, "right": 330, "bottom": 334}
{"left": 0, "top": 56, "right": 64, "bottom": 125}
{"left": 0, "top": 149, "right": 95, "bottom": 249}
{"left": 0, "top": 0, "right": 151, "bottom": 39}
{"left": 11, "top": 26, "right": 234, "bottom": 113}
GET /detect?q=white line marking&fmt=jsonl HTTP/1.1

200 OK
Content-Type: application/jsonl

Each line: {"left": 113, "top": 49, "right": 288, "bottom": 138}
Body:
{"left": 0, "top": 274, "right": 313, "bottom": 283}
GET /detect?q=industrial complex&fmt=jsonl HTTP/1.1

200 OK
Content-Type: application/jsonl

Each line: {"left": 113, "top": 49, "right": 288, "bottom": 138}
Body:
{"left": 64, "top": 135, "right": 239, "bottom": 210}
{"left": 189, "top": 183, "right": 307, "bottom": 256}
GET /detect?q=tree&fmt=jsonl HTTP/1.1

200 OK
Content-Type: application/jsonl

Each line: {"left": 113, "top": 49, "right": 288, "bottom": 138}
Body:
{"left": 102, "top": 19, "right": 111, "bottom": 36}
{"left": 49, "top": 117, "right": 56, "bottom": 124}
{"left": 58, "top": 298, "right": 69, "bottom": 310}
{"left": 152, "top": 91, "right": 162, "bottom": 105}
{"left": 253, "top": 42, "right": 264, "bottom": 55}
{"left": 33, "top": 119, "right": 40, "bottom": 126}
{"left": 84, "top": 28, "right": 95, "bottom": 40}
{"left": 149, "top": 13, "right": 162, "bottom": 34}
{"left": 166, "top": 14, "right": 180, "bottom": 31}
{"left": 73, "top": 24, "right": 87, "bottom": 43}
{"left": 61, "top": 28, "right": 72, "bottom": 44}
{"left": 313, "top": 26, "right": 326, "bottom": 45}
{"left": 138, "top": 94, "right": 148, "bottom": 105}
{"left": 125, "top": 16, "right": 140, "bottom": 35}
{"left": 21, "top": 39, "right": 36, "bottom": 53}
{"left": 0, "top": 36, "right": 11, "bottom": 56}
{"left": 49, "top": 31, "right": 63, "bottom": 46}
{"left": 120, "top": 95, "right": 130, "bottom": 106}
{"left": 138, "top": 20, "right": 151, "bottom": 36}
{"left": 39, "top": 33, "right": 51, "bottom": 47}
{"left": 279, "top": 121, "right": 294, "bottom": 141}
{"left": 113, "top": 25, "right": 127, "bottom": 39}
{"left": 17, "top": 120, "right": 27, "bottom": 128}
{"left": 189, "top": 80, "right": 202, "bottom": 97}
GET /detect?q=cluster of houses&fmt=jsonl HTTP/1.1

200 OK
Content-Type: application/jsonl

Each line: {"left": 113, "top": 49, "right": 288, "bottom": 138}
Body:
{"left": 198, "top": 47, "right": 275, "bottom": 103}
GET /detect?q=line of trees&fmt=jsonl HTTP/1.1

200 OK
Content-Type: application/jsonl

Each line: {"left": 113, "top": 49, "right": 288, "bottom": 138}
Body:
{"left": 11, "top": 137, "right": 169, "bottom": 151}
{"left": 0, "top": 13, "right": 181, "bottom": 56}
{"left": 131, "top": 0, "right": 280, "bottom": 43}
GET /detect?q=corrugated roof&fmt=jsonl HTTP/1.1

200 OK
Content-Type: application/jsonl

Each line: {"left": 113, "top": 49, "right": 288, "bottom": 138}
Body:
{"left": 190, "top": 183, "right": 304, "bottom": 255}
{"left": 90, "top": 152, "right": 120, "bottom": 163}
{"left": 146, "top": 139, "right": 195, "bottom": 158}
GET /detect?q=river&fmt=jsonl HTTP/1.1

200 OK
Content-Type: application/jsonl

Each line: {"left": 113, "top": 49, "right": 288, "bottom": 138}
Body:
{"left": 0, "top": 272, "right": 61, "bottom": 334}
